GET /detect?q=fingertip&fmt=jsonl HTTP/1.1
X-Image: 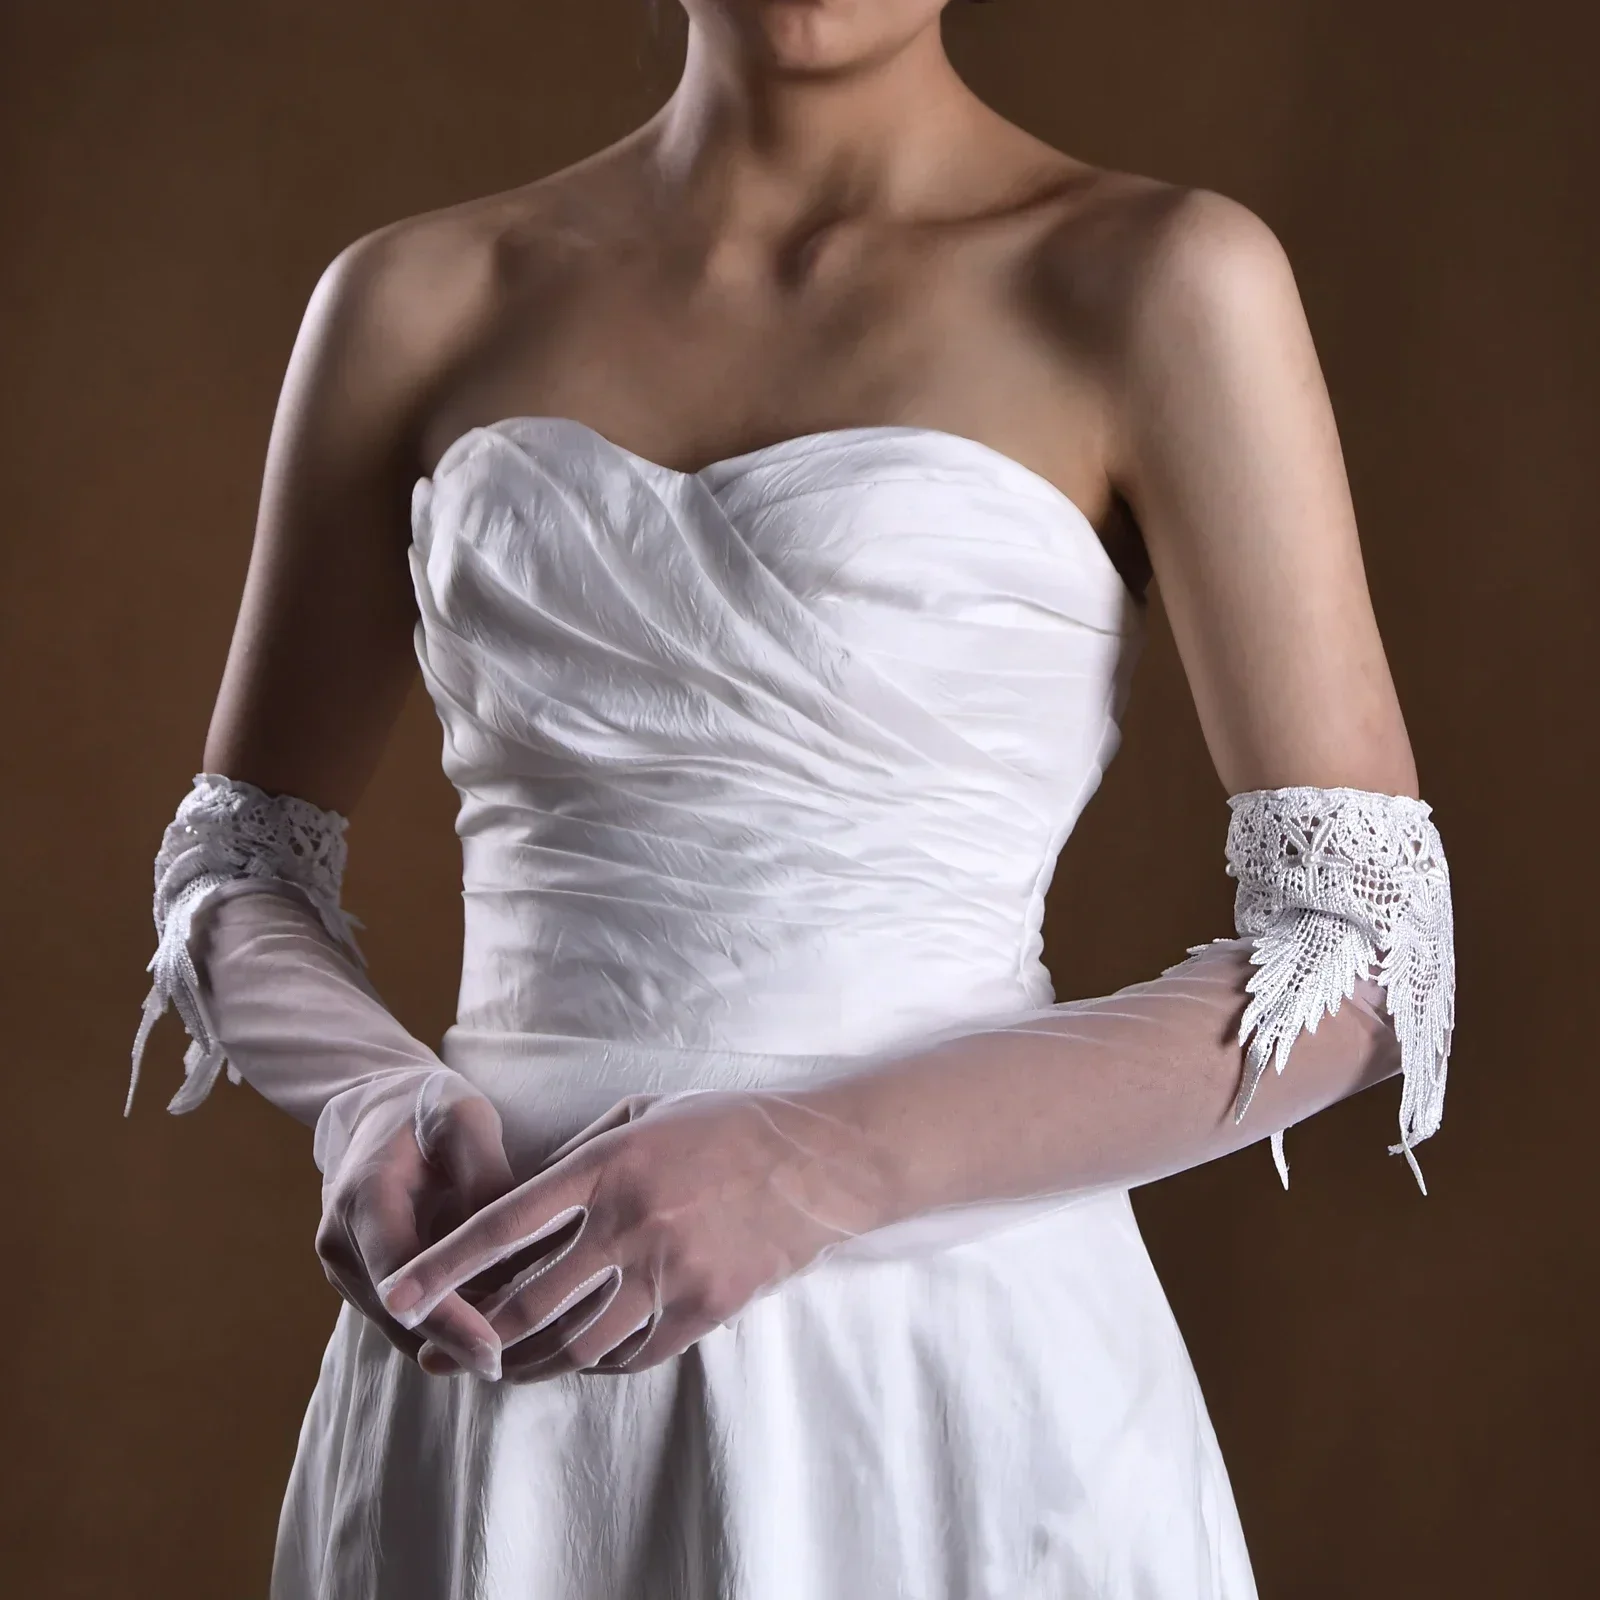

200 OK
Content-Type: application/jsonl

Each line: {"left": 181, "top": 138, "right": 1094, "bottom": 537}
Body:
{"left": 417, "top": 1342, "right": 459, "bottom": 1376}
{"left": 418, "top": 1335, "right": 499, "bottom": 1381}
{"left": 377, "top": 1272, "right": 426, "bottom": 1328}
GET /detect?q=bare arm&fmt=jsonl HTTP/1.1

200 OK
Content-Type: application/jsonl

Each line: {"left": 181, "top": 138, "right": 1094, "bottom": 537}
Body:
{"left": 203, "top": 223, "right": 466, "bottom": 811}
{"left": 1112, "top": 188, "right": 1417, "bottom": 800}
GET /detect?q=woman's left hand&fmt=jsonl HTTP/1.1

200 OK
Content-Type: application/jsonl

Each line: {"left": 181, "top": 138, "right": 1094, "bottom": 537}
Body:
{"left": 375, "top": 1087, "right": 893, "bottom": 1381}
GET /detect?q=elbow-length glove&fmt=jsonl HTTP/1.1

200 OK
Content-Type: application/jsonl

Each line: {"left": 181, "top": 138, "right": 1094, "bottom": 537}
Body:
{"left": 372, "top": 786, "right": 1454, "bottom": 1381}
{"left": 831, "top": 784, "right": 1453, "bottom": 1208}
{"left": 847, "top": 784, "right": 1455, "bottom": 1198}
{"left": 127, "top": 773, "right": 512, "bottom": 1376}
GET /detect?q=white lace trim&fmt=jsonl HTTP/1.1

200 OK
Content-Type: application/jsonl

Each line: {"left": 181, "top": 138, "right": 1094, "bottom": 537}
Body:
{"left": 127, "top": 772, "right": 365, "bottom": 1118}
{"left": 1188, "top": 786, "right": 1455, "bottom": 1195}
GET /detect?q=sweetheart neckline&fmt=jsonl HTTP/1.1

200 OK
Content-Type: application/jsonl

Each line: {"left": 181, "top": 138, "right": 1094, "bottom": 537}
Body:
{"left": 433, "top": 416, "right": 1097, "bottom": 527}
{"left": 424, "top": 415, "right": 1141, "bottom": 604}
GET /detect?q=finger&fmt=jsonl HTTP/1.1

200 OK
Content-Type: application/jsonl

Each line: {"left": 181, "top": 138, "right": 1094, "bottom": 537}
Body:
{"left": 453, "top": 1205, "right": 586, "bottom": 1311}
{"left": 417, "top": 1340, "right": 463, "bottom": 1376}
{"left": 376, "top": 1165, "right": 595, "bottom": 1331}
{"left": 584, "top": 1314, "right": 659, "bottom": 1375}
{"left": 591, "top": 1305, "right": 713, "bottom": 1375}
{"left": 496, "top": 1269, "right": 638, "bottom": 1381}
{"left": 425, "top": 1284, "right": 628, "bottom": 1381}
{"left": 317, "top": 1232, "right": 427, "bottom": 1363}
{"left": 346, "top": 1168, "right": 502, "bottom": 1377}
{"left": 426, "top": 1282, "right": 660, "bottom": 1380}
{"left": 401, "top": 1202, "right": 593, "bottom": 1376}
{"left": 487, "top": 1249, "right": 623, "bottom": 1355}
{"left": 580, "top": 1284, "right": 664, "bottom": 1375}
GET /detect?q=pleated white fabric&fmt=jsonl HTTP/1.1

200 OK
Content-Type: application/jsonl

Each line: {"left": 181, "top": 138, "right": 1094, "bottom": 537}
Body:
{"left": 270, "top": 417, "right": 1257, "bottom": 1598}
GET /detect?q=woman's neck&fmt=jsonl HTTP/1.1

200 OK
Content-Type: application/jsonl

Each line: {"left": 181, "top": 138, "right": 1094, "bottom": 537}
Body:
{"left": 635, "top": 15, "right": 998, "bottom": 244}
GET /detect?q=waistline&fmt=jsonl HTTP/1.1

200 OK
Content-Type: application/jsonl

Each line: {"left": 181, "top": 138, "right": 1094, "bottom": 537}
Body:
{"left": 439, "top": 1025, "right": 1126, "bottom": 1263}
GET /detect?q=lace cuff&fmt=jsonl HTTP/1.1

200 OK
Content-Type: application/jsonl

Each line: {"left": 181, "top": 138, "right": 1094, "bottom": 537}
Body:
{"left": 127, "top": 772, "right": 366, "bottom": 1118}
{"left": 1186, "top": 785, "right": 1456, "bottom": 1194}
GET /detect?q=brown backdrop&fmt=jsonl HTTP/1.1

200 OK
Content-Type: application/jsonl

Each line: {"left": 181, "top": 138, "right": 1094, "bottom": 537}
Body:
{"left": 3, "top": 2, "right": 1594, "bottom": 1595}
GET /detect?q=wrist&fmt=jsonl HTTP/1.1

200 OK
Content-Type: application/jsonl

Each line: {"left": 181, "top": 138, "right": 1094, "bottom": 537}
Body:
{"left": 313, "top": 1065, "right": 462, "bottom": 1180}
{"left": 782, "top": 1069, "right": 945, "bottom": 1237}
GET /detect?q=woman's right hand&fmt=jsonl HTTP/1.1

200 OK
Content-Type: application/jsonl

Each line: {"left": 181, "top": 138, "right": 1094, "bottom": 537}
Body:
{"left": 313, "top": 1068, "right": 516, "bottom": 1379}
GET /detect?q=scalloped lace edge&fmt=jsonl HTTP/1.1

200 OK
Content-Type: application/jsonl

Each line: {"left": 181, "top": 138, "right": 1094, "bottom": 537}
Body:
{"left": 127, "top": 773, "right": 366, "bottom": 1117}
{"left": 1182, "top": 785, "right": 1455, "bottom": 1194}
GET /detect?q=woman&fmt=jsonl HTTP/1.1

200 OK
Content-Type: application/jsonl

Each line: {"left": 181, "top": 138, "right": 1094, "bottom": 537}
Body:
{"left": 129, "top": 4, "right": 1455, "bottom": 1596}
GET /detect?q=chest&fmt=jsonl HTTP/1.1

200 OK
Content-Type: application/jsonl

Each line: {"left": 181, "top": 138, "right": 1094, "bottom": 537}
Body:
{"left": 425, "top": 215, "right": 1114, "bottom": 526}
{"left": 412, "top": 418, "right": 1143, "bottom": 811}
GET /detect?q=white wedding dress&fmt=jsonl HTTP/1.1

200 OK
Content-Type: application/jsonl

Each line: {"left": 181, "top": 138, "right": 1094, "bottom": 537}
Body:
{"left": 270, "top": 417, "right": 1258, "bottom": 1598}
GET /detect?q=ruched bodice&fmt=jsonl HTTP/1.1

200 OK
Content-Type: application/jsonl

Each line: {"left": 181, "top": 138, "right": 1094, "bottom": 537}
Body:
{"left": 409, "top": 417, "right": 1144, "bottom": 1058}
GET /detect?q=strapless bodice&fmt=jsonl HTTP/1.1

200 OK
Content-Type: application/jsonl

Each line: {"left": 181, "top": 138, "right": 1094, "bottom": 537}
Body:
{"left": 409, "top": 417, "right": 1144, "bottom": 1059}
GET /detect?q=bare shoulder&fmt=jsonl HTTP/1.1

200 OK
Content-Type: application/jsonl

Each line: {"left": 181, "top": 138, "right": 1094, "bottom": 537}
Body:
{"left": 291, "top": 163, "right": 609, "bottom": 453}
{"left": 295, "top": 194, "right": 521, "bottom": 421}
{"left": 320, "top": 203, "right": 497, "bottom": 339}
{"left": 323, "top": 134, "right": 641, "bottom": 316}
{"left": 1027, "top": 172, "right": 1301, "bottom": 364}
{"left": 1022, "top": 171, "right": 1323, "bottom": 502}
{"left": 1095, "top": 179, "right": 1289, "bottom": 284}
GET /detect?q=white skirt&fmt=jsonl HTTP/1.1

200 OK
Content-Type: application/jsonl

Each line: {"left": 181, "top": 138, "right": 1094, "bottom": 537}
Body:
{"left": 270, "top": 1032, "right": 1257, "bottom": 1600}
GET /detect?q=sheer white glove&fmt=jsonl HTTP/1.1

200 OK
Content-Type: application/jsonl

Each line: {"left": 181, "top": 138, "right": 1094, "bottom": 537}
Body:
{"left": 382, "top": 787, "right": 1453, "bottom": 1383}
{"left": 377, "top": 937, "right": 1396, "bottom": 1380}
{"left": 379, "top": 1087, "right": 894, "bottom": 1380}
{"left": 128, "top": 774, "right": 515, "bottom": 1378}
{"left": 196, "top": 887, "right": 516, "bottom": 1376}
